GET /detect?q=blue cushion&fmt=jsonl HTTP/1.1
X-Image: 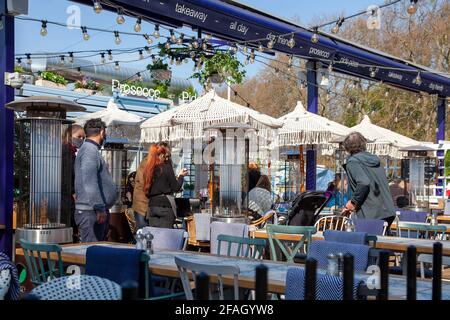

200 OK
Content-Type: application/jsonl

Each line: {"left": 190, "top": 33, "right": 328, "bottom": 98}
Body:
{"left": 144, "top": 227, "right": 185, "bottom": 251}
{"left": 85, "top": 246, "right": 143, "bottom": 286}
{"left": 0, "top": 252, "right": 20, "bottom": 300}
{"left": 398, "top": 210, "right": 428, "bottom": 222}
{"left": 323, "top": 230, "right": 369, "bottom": 245}
{"left": 307, "top": 241, "right": 370, "bottom": 271}
{"left": 285, "top": 267, "right": 362, "bottom": 300}
{"left": 354, "top": 219, "right": 385, "bottom": 235}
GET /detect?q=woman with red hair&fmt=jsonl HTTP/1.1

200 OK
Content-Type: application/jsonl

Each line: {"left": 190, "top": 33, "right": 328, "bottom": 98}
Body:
{"left": 143, "top": 144, "right": 188, "bottom": 228}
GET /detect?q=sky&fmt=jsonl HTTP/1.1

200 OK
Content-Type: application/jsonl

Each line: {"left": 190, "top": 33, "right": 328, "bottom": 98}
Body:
{"left": 15, "top": 0, "right": 380, "bottom": 91}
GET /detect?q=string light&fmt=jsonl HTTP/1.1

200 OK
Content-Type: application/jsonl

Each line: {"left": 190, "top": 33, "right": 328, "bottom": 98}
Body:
{"left": 134, "top": 17, "right": 142, "bottom": 33}
{"left": 170, "top": 29, "right": 177, "bottom": 43}
{"left": 26, "top": 54, "right": 32, "bottom": 65}
{"left": 16, "top": 58, "right": 22, "bottom": 67}
{"left": 81, "top": 26, "right": 90, "bottom": 41}
{"left": 144, "top": 46, "right": 151, "bottom": 54}
{"left": 59, "top": 55, "right": 65, "bottom": 65}
{"left": 143, "top": 34, "right": 153, "bottom": 45}
{"left": 190, "top": 51, "right": 196, "bottom": 58}
{"left": 114, "top": 31, "right": 121, "bottom": 45}
{"left": 114, "top": 61, "right": 120, "bottom": 70}
{"left": 407, "top": 0, "right": 418, "bottom": 15}
{"left": 151, "top": 55, "right": 157, "bottom": 64}
{"left": 68, "top": 52, "right": 74, "bottom": 63}
{"left": 311, "top": 28, "right": 319, "bottom": 44}
{"left": 192, "top": 38, "right": 199, "bottom": 49}
{"left": 287, "top": 33, "right": 295, "bottom": 48}
{"left": 328, "top": 62, "right": 333, "bottom": 73}
{"left": 137, "top": 72, "right": 143, "bottom": 81}
{"left": 107, "top": 49, "right": 113, "bottom": 61}
{"left": 177, "top": 33, "right": 184, "bottom": 45}
{"left": 267, "top": 38, "right": 275, "bottom": 49}
{"left": 243, "top": 45, "right": 248, "bottom": 53}
{"left": 165, "top": 39, "right": 171, "bottom": 50}
{"left": 40, "top": 20, "right": 48, "bottom": 36}
{"left": 93, "top": 1, "right": 103, "bottom": 14}
{"left": 138, "top": 49, "right": 144, "bottom": 60}
{"left": 100, "top": 52, "right": 106, "bottom": 64}
{"left": 258, "top": 43, "right": 264, "bottom": 52}
{"left": 153, "top": 24, "right": 160, "bottom": 39}
{"left": 116, "top": 8, "right": 125, "bottom": 25}
{"left": 331, "top": 17, "right": 345, "bottom": 34}
{"left": 415, "top": 72, "right": 422, "bottom": 85}
{"left": 202, "top": 41, "right": 208, "bottom": 51}
{"left": 370, "top": 67, "right": 376, "bottom": 78}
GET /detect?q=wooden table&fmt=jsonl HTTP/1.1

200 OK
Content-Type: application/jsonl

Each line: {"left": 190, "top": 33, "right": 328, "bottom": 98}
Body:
{"left": 438, "top": 216, "right": 450, "bottom": 223}
{"left": 15, "top": 242, "right": 450, "bottom": 299}
{"left": 0, "top": 224, "right": 5, "bottom": 230}
{"left": 250, "top": 229, "right": 450, "bottom": 256}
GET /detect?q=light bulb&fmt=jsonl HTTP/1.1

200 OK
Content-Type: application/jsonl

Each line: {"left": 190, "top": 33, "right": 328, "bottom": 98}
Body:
{"left": 134, "top": 18, "right": 142, "bottom": 33}
{"left": 202, "top": 42, "right": 208, "bottom": 51}
{"left": 82, "top": 27, "right": 90, "bottom": 41}
{"left": 177, "top": 34, "right": 184, "bottom": 45}
{"left": 415, "top": 73, "right": 422, "bottom": 85}
{"left": 115, "top": 61, "right": 120, "bottom": 70}
{"left": 205, "top": 34, "right": 212, "bottom": 40}
{"left": 16, "top": 58, "right": 22, "bottom": 67}
{"left": 370, "top": 69, "right": 376, "bottom": 77}
{"left": 407, "top": 1, "right": 417, "bottom": 15}
{"left": 243, "top": 45, "right": 248, "bottom": 53}
{"left": 169, "top": 58, "right": 174, "bottom": 65}
{"left": 188, "top": 42, "right": 193, "bottom": 50}
{"left": 267, "top": 39, "right": 275, "bottom": 49}
{"left": 114, "top": 31, "right": 121, "bottom": 45}
{"left": 151, "top": 55, "right": 157, "bottom": 64}
{"left": 145, "top": 46, "right": 151, "bottom": 54}
{"left": 40, "top": 21, "right": 48, "bottom": 36}
{"left": 100, "top": 53, "right": 106, "bottom": 64}
{"left": 116, "top": 9, "right": 125, "bottom": 24}
{"left": 311, "top": 33, "right": 319, "bottom": 44}
{"left": 288, "top": 35, "right": 295, "bottom": 48}
{"left": 190, "top": 51, "right": 196, "bottom": 58}
{"left": 68, "top": 53, "right": 74, "bottom": 63}
{"left": 60, "top": 55, "right": 65, "bottom": 65}
{"left": 93, "top": 1, "right": 102, "bottom": 14}
{"left": 170, "top": 30, "right": 177, "bottom": 43}
{"left": 165, "top": 41, "right": 171, "bottom": 50}
{"left": 192, "top": 39, "right": 199, "bottom": 49}
{"left": 108, "top": 50, "right": 113, "bottom": 61}
{"left": 138, "top": 50, "right": 144, "bottom": 60}
{"left": 143, "top": 34, "right": 153, "bottom": 45}
{"left": 258, "top": 43, "right": 264, "bottom": 52}
{"left": 153, "top": 25, "right": 160, "bottom": 39}
{"left": 328, "top": 63, "right": 333, "bottom": 72}
{"left": 331, "top": 25, "right": 339, "bottom": 34}
{"left": 244, "top": 57, "right": 249, "bottom": 65}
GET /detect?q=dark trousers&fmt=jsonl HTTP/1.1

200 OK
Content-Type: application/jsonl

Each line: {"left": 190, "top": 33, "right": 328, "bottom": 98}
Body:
{"left": 75, "top": 210, "right": 110, "bottom": 242}
{"left": 148, "top": 206, "right": 175, "bottom": 228}
{"left": 134, "top": 212, "right": 149, "bottom": 229}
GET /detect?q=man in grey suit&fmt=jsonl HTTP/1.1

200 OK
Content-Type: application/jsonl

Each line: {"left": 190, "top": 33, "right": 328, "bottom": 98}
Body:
{"left": 74, "top": 119, "right": 118, "bottom": 242}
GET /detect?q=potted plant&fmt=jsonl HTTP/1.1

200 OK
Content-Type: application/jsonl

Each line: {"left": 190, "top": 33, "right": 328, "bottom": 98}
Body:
{"left": 148, "top": 58, "right": 172, "bottom": 82}
{"left": 74, "top": 77, "right": 104, "bottom": 95}
{"left": 35, "top": 71, "right": 68, "bottom": 89}
{"left": 191, "top": 52, "right": 246, "bottom": 87}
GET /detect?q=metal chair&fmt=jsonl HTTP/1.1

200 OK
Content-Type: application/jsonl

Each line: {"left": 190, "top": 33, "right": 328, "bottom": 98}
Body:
{"left": 216, "top": 234, "right": 267, "bottom": 259}
{"left": 142, "top": 227, "right": 189, "bottom": 251}
{"left": 314, "top": 215, "right": 349, "bottom": 232}
{"left": 250, "top": 210, "right": 275, "bottom": 229}
{"left": 396, "top": 222, "right": 447, "bottom": 240}
{"left": 353, "top": 219, "right": 388, "bottom": 236}
{"left": 175, "top": 256, "right": 240, "bottom": 300}
{"left": 30, "top": 275, "right": 121, "bottom": 300}
{"left": 266, "top": 224, "right": 316, "bottom": 263}
{"left": 19, "top": 239, "right": 64, "bottom": 286}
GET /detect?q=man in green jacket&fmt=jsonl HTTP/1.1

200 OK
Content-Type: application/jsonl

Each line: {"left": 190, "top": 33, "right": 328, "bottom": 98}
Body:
{"left": 341, "top": 132, "right": 396, "bottom": 227}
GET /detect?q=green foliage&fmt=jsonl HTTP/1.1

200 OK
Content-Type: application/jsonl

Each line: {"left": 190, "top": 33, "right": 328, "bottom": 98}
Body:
{"left": 444, "top": 150, "right": 450, "bottom": 177}
{"left": 191, "top": 52, "right": 246, "bottom": 87}
{"left": 14, "top": 65, "right": 25, "bottom": 73}
{"left": 74, "top": 78, "right": 104, "bottom": 91}
{"left": 147, "top": 58, "right": 169, "bottom": 71}
{"left": 40, "top": 71, "right": 68, "bottom": 85}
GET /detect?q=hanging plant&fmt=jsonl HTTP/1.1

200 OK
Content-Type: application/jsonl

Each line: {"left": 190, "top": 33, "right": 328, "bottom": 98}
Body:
{"left": 39, "top": 71, "right": 68, "bottom": 85}
{"left": 191, "top": 51, "right": 246, "bottom": 87}
{"left": 148, "top": 58, "right": 172, "bottom": 83}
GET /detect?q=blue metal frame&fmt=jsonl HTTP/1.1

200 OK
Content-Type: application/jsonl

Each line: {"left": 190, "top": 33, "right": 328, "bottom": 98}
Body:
{"left": 306, "top": 61, "right": 318, "bottom": 191}
{"left": 0, "top": 0, "right": 14, "bottom": 257}
{"left": 436, "top": 96, "right": 446, "bottom": 143}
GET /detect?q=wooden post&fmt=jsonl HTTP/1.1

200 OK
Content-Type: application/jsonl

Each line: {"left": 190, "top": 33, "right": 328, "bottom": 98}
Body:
{"left": 305, "top": 257, "right": 317, "bottom": 300}
{"left": 343, "top": 253, "right": 354, "bottom": 300}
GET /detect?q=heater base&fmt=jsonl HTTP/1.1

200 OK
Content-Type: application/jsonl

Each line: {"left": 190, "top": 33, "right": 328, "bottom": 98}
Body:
{"left": 16, "top": 227, "right": 73, "bottom": 244}
{"left": 211, "top": 216, "right": 249, "bottom": 224}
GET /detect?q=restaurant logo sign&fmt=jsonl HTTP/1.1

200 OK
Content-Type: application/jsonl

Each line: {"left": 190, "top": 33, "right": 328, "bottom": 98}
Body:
{"left": 388, "top": 71, "right": 403, "bottom": 81}
{"left": 112, "top": 79, "right": 161, "bottom": 99}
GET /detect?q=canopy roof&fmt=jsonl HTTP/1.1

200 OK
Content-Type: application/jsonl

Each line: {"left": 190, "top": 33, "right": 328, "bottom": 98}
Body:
{"left": 141, "top": 89, "right": 282, "bottom": 142}
{"left": 277, "top": 101, "right": 351, "bottom": 147}
{"left": 75, "top": 99, "right": 145, "bottom": 141}
{"left": 350, "top": 115, "right": 421, "bottom": 157}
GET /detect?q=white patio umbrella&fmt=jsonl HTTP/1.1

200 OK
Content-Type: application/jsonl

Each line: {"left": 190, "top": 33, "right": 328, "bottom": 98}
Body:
{"left": 277, "top": 101, "right": 351, "bottom": 147}
{"left": 75, "top": 98, "right": 145, "bottom": 142}
{"left": 350, "top": 115, "right": 420, "bottom": 157}
{"left": 140, "top": 89, "right": 282, "bottom": 143}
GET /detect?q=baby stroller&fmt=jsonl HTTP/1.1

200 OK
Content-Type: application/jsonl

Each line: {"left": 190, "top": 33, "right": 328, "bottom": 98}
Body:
{"left": 285, "top": 191, "right": 330, "bottom": 226}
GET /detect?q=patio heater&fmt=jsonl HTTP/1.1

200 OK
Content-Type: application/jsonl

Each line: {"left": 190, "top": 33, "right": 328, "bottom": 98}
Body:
{"left": 7, "top": 96, "right": 86, "bottom": 243}
{"left": 204, "top": 123, "right": 252, "bottom": 224}
{"left": 399, "top": 145, "right": 437, "bottom": 211}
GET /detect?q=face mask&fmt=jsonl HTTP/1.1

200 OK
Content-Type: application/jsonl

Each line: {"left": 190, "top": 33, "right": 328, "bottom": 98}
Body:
{"left": 73, "top": 138, "right": 84, "bottom": 149}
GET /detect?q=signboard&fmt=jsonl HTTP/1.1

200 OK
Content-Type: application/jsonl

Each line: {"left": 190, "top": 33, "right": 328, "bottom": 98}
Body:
{"left": 111, "top": 79, "right": 160, "bottom": 99}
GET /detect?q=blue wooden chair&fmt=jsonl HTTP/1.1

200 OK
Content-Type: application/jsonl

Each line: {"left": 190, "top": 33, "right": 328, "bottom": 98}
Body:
{"left": 216, "top": 234, "right": 267, "bottom": 259}
{"left": 19, "top": 239, "right": 64, "bottom": 286}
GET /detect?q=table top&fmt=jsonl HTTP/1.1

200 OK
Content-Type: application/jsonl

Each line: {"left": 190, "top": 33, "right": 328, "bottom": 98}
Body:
{"left": 15, "top": 242, "right": 450, "bottom": 299}
{"left": 250, "top": 229, "right": 450, "bottom": 256}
